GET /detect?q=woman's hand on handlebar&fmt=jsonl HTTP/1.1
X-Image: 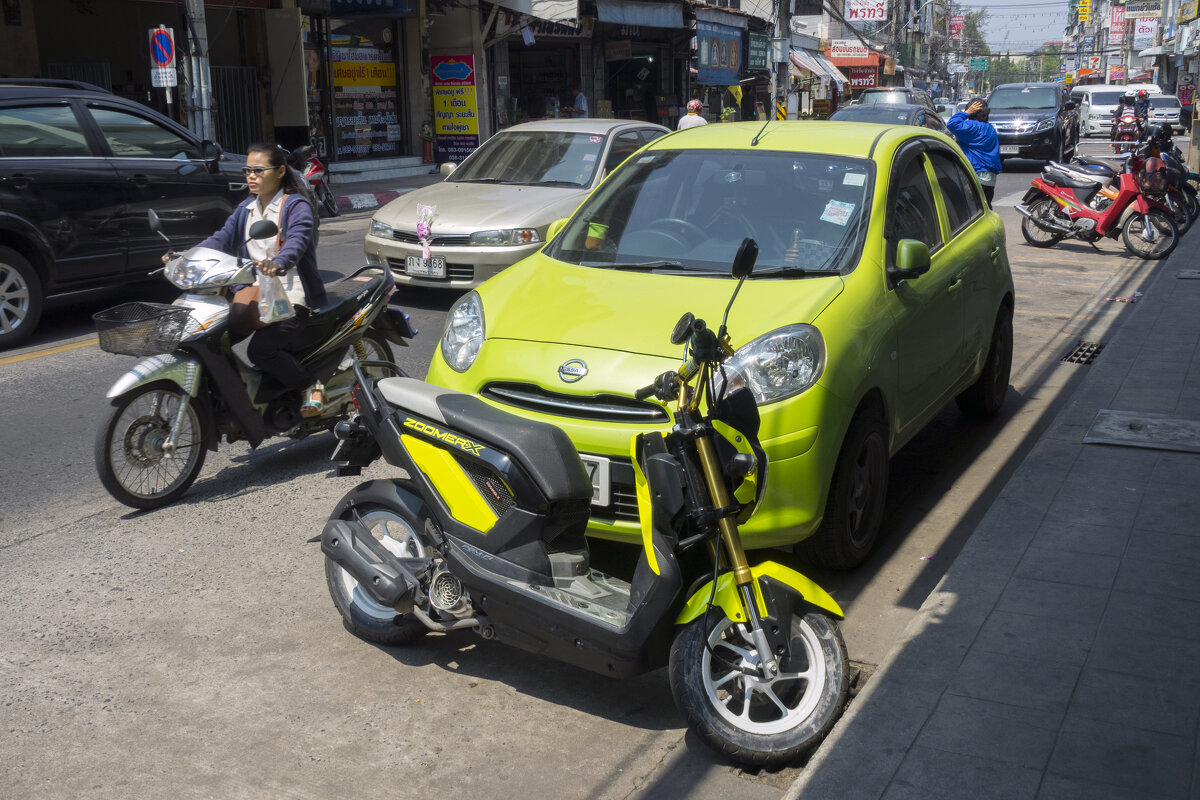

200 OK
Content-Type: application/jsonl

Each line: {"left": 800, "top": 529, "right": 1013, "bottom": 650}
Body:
{"left": 255, "top": 258, "right": 285, "bottom": 277}
{"left": 161, "top": 251, "right": 180, "bottom": 265}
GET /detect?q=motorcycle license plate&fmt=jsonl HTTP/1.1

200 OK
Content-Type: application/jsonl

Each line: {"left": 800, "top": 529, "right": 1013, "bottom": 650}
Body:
{"left": 406, "top": 255, "right": 445, "bottom": 278}
{"left": 580, "top": 455, "right": 611, "bottom": 506}
{"left": 1000, "top": 145, "right": 1020, "bottom": 155}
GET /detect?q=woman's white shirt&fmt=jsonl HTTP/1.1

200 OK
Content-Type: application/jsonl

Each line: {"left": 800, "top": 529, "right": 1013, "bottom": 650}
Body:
{"left": 246, "top": 190, "right": 309, "bottom": 308}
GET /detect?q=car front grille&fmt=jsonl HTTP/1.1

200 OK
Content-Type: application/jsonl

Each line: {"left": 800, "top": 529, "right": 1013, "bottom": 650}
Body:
{"left": 390, "top": 230, "right": 471, "bottom": 246}
{"left": 386, "top": 257, "right": 474, "bottom": 282}
{"left": 482, "top": 382, "right": 670, "bottom": 424}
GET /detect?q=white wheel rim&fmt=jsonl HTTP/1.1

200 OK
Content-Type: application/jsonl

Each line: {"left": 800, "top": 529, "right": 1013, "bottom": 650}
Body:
{"left": 702, "top": 616, "right": 828, "bottom": 735}
{"left": 337, "top": 509, "right": 424, "bottom": 621}
{"left": 0, "top": 261, "right": 31, "bottom": 335}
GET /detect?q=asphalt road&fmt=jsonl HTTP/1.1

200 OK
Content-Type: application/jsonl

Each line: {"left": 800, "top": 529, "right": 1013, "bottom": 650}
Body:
{"left": 0, "top": 140, "right": 1179, "bottom": 798}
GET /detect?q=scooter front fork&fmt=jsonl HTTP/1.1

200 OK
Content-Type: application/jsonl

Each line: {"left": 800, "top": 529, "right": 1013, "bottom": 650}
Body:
{"left": 161, "top": 394, "right": 193, "bottom": 458}
{"left": 739, "top": 582, "right": 779, "bottom": 679}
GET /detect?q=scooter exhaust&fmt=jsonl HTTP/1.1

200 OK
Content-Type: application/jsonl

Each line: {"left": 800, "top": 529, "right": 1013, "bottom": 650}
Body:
{"left": 1016, "top": 203, "right": 1075, "bottom": 235}
{"left": 320, "top": 519, "right": 428, "bottom": 611}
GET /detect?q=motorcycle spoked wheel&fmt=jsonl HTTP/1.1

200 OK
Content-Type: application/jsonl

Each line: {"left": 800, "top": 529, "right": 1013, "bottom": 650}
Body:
{"left": 324, "top": 502, "right": 433, "bottom": 645}
{"left": 1123, "top": 210, "right": 1179, "bottom": 260}
{"left": 94, "top": 381, "right": 209, "bottom": 510}
{"left": 1020, "top": 198, "right": 1067, "bottom": 247}
{"left": 669, "top": 609, "right": 849, "bottom": 767}
{"left": 1184, "top": 186, "right": 1200, "bottom": 221}
{"left": 1161, "top": 192, "right": 1193, "bottom": 234}
{"left": 316, "top": 181, "right": 340, "bottom": 218}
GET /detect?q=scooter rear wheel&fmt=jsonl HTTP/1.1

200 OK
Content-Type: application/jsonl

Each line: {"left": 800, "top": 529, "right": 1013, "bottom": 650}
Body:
{"left": 317, "top": 181, "right": 340, "bottom": 218}
{"left": 669, "top": 609, "right": 848, "bottom": 767}
{"left": 324, "top": 502, "right": 431, "bottom": 645}
{"left": 1020, "top": 198, "right": 1066, "bottom": 248}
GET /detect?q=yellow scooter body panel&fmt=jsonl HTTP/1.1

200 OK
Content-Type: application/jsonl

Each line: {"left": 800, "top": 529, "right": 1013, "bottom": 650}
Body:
{"left": 676, "top": 561, "right": 844, "bottom": 624}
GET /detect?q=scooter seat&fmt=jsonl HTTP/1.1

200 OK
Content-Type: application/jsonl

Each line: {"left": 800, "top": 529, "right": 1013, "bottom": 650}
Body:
{"left": 378, "top": 377, "right": 593, "bottom": 506}
{"left": 1043, "top": 167, "right": 1100, "bottom": 191}
{"left": 314, "top": 271, "right": 387, "bottom": 323}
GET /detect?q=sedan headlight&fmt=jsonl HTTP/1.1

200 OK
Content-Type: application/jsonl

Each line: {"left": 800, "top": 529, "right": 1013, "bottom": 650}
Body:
{"left": 714, "top": 324, "right": 826, "bottom": 405}
{"left": 440, "top": 291, "right": 485, "bottom": 372}
{"left": 468, "top": 228, "right": 541, "bottom": 246}
{"left": 1033, "top": 117, "right": 1055, "bottom": 132}
{"left": 370, "top": 219, "right": 394, "bottom": 238}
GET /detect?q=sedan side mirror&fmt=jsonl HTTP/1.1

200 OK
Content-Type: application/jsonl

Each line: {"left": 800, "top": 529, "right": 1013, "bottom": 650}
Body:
{"left": 546, "top": 218, "right": 569, "bottom": 241}
{"left": 440, "top": 162, "right": 457, "bottom": 176}
{"left": 887, "top": 239, "right": 931, "bottom": 286}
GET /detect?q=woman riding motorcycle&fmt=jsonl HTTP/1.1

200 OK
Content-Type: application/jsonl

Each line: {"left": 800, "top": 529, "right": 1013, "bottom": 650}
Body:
{"left": 194, "top": 143, "right": 330, "bottom": 417}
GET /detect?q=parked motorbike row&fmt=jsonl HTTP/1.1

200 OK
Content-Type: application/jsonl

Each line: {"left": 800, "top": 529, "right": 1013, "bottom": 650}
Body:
{"left": 286, "top": 142, "right": 340, "bottom": 218}
{"left": 89, "top": 214, "right": 850, "bottom": 766}
{"left": 1018, "top": 123, "right": 1199, "bottom": 260}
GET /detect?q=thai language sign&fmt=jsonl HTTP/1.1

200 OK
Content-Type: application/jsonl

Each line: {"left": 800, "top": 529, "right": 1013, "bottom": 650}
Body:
{"left": 696, "top": 21, "right": 742, "bottom": 85}
{"left": 1109, "top": 6, "right": 1125, "bottom": 45}
{"left": 331, "top": 37, "right": 400, "bottom": 161}
{"left": 1179, "top": 0, "right": 1199, "bottom": 23}
{"left": 950, "top": 15, "right": 963, "bottom": 40}
{"left": 748, "top": 33, "right": 769, "bottom": 70}
{"left": 830, "top": 39, "right": 869, "bottom": 59}
{"left": 1133, "top": 18, "right": 1157, "bottom": 49}
{"left": 849, "top": 66, "right": 876, "bottom": 88}
{"left": 431, "top": 56, "right": 479, "bottom": 162}
{"left": 846, "top": 0, "right": 887, "bottom": 23}
{"left": 1125, "top": 0, "right": 1162, "bottom": 18}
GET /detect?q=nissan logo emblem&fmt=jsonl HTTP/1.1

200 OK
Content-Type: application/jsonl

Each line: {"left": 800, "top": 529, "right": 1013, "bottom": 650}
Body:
{"left": 558, "top": 359, "right": 588, "bottom": 383}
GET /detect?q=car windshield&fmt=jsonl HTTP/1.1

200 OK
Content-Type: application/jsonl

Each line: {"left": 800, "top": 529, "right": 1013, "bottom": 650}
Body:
{"left": 448, "top": 130, "right": 606, "bottom": 187}
{"left": 860, "top": 91, "right": 912, "bottom": 105}
{"left": 989, "top": 87, "right": 1057, "bottom": 109}
{"left": 544, "top": 149, "right": 872, "bottom": 276}
{"left": 1151, "top": 97, "right": 1180, "bottom": 108}
{"left": 1091, "top": 91, "right": 1125, "bottom": 105}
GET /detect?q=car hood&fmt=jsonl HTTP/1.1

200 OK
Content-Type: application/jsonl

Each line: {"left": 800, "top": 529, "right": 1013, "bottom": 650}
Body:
{"left": 479, "top": 256, "right": 845, "bottom": 358}
{"left": 375, "top": 181, "right": 590, "bottom": 233}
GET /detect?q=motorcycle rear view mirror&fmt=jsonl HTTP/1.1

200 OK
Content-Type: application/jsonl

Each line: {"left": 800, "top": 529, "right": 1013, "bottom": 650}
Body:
{"left": 671, "top": 312, "right": 696, "bottom": 345}
{"left": 247, "top": 220, "right": 279, "bottom": 241}
{"left": 718, "top": 237, "right": 758, "bottom": 342}
{"left": 147, "top": 209, "right": 171, "bottom": 246}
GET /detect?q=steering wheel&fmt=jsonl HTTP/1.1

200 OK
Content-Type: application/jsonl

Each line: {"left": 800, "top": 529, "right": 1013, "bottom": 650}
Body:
{"left": 644, "top": 218, "right": 707, "bottom": 248}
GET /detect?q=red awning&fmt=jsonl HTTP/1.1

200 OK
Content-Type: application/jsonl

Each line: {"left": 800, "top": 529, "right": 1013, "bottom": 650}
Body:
{"left": 827, "top": 50, "right": 885, "bottom": 68}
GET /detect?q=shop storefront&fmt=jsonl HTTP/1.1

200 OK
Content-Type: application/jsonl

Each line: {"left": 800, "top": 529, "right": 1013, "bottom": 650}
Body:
{"left": 790, "top": 40, "right": 846, "bottom": 117}
{"left": 594, "top": 0, "right": 689, "bottom": 125}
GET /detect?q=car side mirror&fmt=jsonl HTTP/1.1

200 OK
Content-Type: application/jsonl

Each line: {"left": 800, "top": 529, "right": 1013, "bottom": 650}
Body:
{"left": 200, "top": 139, "right": 222, "bottom": 166}
{"left": 887, "top": 239, "right": 931, "bottom": 286}
{"left": 546, "top": 218, "right": 569, "bottom": 241}
{"left": 440, "top": 162, "right": 457, "bottom": 176}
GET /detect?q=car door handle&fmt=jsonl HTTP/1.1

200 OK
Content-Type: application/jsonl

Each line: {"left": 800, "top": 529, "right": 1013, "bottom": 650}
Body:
{"left": 989, "top": 246, "right": 1001, "bottom": 262}
{"left": 126, "top": 174, "right": 150, "bottom": 188}
{"left": 947, "top": 277, "right": 963, "bottom": 294}
{"left": 2, "top": 175, "right": 32, "bottom": 190}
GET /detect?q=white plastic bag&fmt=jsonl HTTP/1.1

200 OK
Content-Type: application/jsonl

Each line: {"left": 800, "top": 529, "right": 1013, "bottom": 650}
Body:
{"left": 257, "top": 271, "right": 296, "bottom": 324}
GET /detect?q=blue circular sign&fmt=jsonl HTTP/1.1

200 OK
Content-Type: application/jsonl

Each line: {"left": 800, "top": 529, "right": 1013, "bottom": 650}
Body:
{"left": 151, "top": 30, "right": 174, "bottom": 67}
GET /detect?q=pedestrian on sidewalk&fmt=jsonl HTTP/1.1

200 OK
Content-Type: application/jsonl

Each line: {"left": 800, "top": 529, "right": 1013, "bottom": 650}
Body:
{"left": 677, "top": 99, "right": 708, "bottom": 130}
{"left": 564, "top": 86, "right": 589, "bottom": 118}
{"left": 947, "top": 98, "right": 1001, "bottom": 207}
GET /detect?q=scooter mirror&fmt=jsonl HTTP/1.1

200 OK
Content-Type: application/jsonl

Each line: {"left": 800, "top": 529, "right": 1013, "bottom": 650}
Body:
{"left": 148, "top": 209, "right": 163, "bottom": 234}
{"left": 732, "top": 237, "right": 758, "bottom": 280}
{"left": 671, "top": 312, "right": 696, "bottom": 345}
{"left": 248, "top": 220, "right": 279, "bottom": 240}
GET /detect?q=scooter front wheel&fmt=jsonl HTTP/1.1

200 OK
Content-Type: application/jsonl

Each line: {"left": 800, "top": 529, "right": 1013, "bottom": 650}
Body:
{"left": 1123, "top": 210, "right": 1178, "bottom": 260}
{"left": 669, "top": 609, "right": 848, "bottom": 767}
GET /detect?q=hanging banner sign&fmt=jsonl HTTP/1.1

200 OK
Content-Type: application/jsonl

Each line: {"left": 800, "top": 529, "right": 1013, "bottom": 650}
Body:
{"left": 696, "top": 21, "right": 742, "bottom": 85}
{"left": 830, "top": 39, "right": 869, "bottom": 59}
{"left": 1125, "top": 0, "right": 1162, "bottom": 18}
{"left": 431, "top": 55, "right": 479, "bottom": 163}
{"left": 1110, "top": 6, "right": 1126, "bottom": 45}
{"left": 950, "top": 15, "right": 964, "bottom": 40}
{"left": 848, "top": 66, "right": 876, "bottom": 88}
{"left": 846, "top": 0, "right": 887, "bottom": 23}
{"left": 1133, "top": 18, "right": 1157, "bottom": 49}
{"left": 1109, "top": 64, "right": 1126, "bottom": 81}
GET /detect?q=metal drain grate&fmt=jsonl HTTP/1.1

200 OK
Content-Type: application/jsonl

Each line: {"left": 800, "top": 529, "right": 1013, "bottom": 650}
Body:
{"left": 1062, "top": 341, "right": 1105, "bottom": 364}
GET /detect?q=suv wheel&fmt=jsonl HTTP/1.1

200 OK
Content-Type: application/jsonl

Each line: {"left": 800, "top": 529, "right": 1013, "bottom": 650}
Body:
{"left": 0, "top": 246, "right": 44, "bottom": 349}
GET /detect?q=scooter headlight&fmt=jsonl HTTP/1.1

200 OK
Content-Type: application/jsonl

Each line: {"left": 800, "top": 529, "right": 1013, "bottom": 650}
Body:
{"left": 440, "top": 291, "right": 485, "bottom": 372}
{"left": 713, "top": 324, "right": 825, "bottom": 404}
{"left": 165, "top": 255, "right": 219, "bottom": 290}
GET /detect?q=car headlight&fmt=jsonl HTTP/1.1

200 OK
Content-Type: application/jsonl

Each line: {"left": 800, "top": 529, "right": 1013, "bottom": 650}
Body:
{"left": 440, "top": 291, "right": 485, "bottom": 372}
{"left": 468, "top": 229, "right": 541, "bottom": 246}
{"left": 1033, "top": 117, "right": 1055, "bottom": 132}
{"left": 714, "top": 324, "right": 826, "bottom": 405}
{"left": 370, "top": 219, "right": 394, "bottom": 238}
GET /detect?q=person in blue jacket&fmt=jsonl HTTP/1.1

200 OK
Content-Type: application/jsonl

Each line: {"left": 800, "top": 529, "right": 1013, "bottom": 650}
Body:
{"left": 197, "top": 143, "right": 329, "bottom": 416}
{"left": 946, "top": 99, "right": 1002, "bottom": 207}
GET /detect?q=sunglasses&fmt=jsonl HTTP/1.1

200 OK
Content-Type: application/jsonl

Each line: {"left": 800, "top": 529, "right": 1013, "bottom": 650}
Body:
{"left": 241, "top": 165, "right": 281, "bottom": 176}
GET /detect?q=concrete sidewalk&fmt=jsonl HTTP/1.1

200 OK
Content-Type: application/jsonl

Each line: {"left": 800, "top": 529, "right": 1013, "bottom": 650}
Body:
{"left": 787, "top": 242, "right": 1200, "bottom": 797}
{"left": 328, "top": 171, "right": 444, "bottom": 214}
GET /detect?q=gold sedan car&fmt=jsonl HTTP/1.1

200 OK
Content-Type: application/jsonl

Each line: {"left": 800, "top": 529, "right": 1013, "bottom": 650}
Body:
{"left": 365, "top": 119, "right": 670, "bottom": 289}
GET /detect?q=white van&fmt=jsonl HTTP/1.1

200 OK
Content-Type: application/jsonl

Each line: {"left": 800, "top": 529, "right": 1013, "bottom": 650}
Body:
{"left": 1071, "top": 83, "right": 1162, "bottom": 137}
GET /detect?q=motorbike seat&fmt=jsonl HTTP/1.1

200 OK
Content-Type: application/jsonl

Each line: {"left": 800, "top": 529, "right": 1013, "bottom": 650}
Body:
{"left": 1043, "top": 167, "right": 1101, "bottom": 191}
{"left": 1070, "top": 159, "right": 1117, "bottom": 178}
{"left": 377, "top": 377, "right": 593, "bottom": 506}
{"left": 313, "top": 271, "right": 387, "bottom": 324}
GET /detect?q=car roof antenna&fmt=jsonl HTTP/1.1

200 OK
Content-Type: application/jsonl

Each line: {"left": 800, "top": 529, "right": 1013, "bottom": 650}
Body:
{"left": 750, "top": 117, "right": 772, "bottom": 147}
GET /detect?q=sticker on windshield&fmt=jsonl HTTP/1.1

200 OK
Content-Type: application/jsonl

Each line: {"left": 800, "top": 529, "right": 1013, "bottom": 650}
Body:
{"left": 590, "top": 136, "right": 603, "bottom": 143}
{"left": 843, "top": 172, "right": 866, "bottom": 186}
{"left": 583, "top": 153, "right": 597, "bottom": 162}
{"left": 821, "top": 200, "right": 856, "bottom": 226}
{"left": 637, "top": 154, "right": 656, "bottom": 163}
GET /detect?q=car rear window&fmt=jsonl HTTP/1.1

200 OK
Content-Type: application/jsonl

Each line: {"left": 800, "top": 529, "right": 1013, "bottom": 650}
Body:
{"left": 0, "top": 105, "right": 92, "bottom": 157}
{"left": 860, "top": 91, "right": 912, "bottom": 106}
{"left": 448, "top": 130, "right": 606, "bottom": 187}
{"left": 545, "top": 148, "right": 872, "bottom": 276}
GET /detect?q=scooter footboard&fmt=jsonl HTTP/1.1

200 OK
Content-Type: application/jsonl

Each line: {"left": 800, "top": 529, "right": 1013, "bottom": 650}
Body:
{"left": 676, "top": 561, "right": 844, "bottom": 626}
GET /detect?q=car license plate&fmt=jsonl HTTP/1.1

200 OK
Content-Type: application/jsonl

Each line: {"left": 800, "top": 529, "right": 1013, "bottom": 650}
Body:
{"left": 406, "top": 255, "right": 445, "bottom": 278}
{"left": 1000, "top": 145, "right": 1020, "bottom": 155}
{"left": 580, "top": 455, "right": 611, "bottom": 507}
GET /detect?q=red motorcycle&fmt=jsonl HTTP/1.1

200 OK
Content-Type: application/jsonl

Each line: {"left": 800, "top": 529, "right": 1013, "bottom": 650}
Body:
{"left": 1017, "top": 153, "right": 1178, "bottom": 260}
{"left": 1111, "top": 110, "right": 1143, "bottom": 154}
{"left": 287, "top": 143, "right": 340, "bottom": 218}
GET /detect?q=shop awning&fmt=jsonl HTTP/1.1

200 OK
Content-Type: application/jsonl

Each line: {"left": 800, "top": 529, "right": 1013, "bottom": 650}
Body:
{"left": 789, "top": 49, "right": 846, "bottom": 86}
{"left": 1138, "top": 45, "right": 1168, "bottom": 57}
{"left": 828, "top": 50, "right": 885, "bottom": 68}
{"left": 329, "top": 0, "right": 418, "bottom": 14}
{"left": 489, "top": 0, "right": 579, "bottom": 23}
{"left": 812, "top": 51, "right": 848, "bottom": 86}
{"left": 596, "top": 0, "right": 686, "bottom": 28}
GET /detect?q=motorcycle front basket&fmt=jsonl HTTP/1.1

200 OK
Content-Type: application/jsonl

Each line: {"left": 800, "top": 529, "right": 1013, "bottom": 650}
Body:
{"left": 93, "top": 302, "right": 192, "bottom": 357}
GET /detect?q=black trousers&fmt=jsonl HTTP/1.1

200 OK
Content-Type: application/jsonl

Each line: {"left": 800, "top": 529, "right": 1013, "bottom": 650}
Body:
{"left": 246, "top": 307, "right": 318, "bottom": 392}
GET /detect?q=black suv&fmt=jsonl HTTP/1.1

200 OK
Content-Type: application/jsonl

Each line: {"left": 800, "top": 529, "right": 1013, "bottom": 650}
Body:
{"left": 0, "top": 79, "right": 247, "bottom": 348}
{"left": 986, "top": 82, "right": 1079, "bottom": 163}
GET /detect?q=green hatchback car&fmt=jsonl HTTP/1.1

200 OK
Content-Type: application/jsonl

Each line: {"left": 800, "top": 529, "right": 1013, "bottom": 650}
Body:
{"left": 426, "top": 121, "right": 1014, "bottom": 568}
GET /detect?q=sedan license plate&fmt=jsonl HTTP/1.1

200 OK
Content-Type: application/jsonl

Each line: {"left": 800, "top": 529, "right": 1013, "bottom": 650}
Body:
{"left": 1000, "top": 145, "right": 1020, "bottom": 155}
{"left": 580, "top": 455, "right": 611, "bottom": 507}
{"left": 406, "top": 255, "right": 445, "bottom": 278}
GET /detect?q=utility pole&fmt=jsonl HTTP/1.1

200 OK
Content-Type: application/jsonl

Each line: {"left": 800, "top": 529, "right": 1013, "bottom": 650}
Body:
{"left": 184, "top": 0, "right": 213, "bottom": 142}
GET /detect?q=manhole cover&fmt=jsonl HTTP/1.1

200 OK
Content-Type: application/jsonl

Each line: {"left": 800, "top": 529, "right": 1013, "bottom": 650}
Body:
{"left": 1084, "top": 410, "right": 1200, "bottom": 453}
{"left": 1062, "top": 341, "right": 1105, "bottom": 364}
{"left": 1178, "top": 269, "right": 1200, "bottom": 280}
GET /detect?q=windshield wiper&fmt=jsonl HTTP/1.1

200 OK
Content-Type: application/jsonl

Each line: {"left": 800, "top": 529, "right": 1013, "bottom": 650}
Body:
{"left": 537, "top": 180, "right": 584, "bottom": 187}
{"left": 582, "top": 260, "right": 724, "bottom": 274}
{"left": 455, "top": 177, "right": 506, "bottom": 183}
{"left": 754, "top": 266, "right": 834, "bottom": 277}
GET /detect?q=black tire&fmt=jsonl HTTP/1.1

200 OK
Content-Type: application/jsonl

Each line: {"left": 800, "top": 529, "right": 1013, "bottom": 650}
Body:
{"left": 1183, "top": 186, "right": 1200, "bottom": 221}
{"left": 0, "top": 246, "right": 44, "bottom": 349}
{"left": 1122, "top": 210, "right": 1178, "bottom": 260}
{"left": 1020, "top": 198, "right": 1067, "bottom": 248}
{"left": 354, "top": 330, "right": 394, "bottom": 380}
{"left": 669, "top": 609, "right": 848, "bottom": 767}
{"left": 317, "top": 181, "right": 340, "bottom": 218}
{"left": 94, "top": 382, "right": 209, "bottom": 509}
{"left": 803, "top": 406, "right": 889, "bottom": 570}
{"left": 956, "top": 306, "right": 1013, "bottom": 418}
{"left": 324, "top": 501, "right": 430, "bottom": 646}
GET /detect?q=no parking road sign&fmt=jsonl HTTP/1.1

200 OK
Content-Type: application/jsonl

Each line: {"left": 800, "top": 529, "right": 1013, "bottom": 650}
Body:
{"left": 149, "top": 26, "right": 178, "bottom": 88}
